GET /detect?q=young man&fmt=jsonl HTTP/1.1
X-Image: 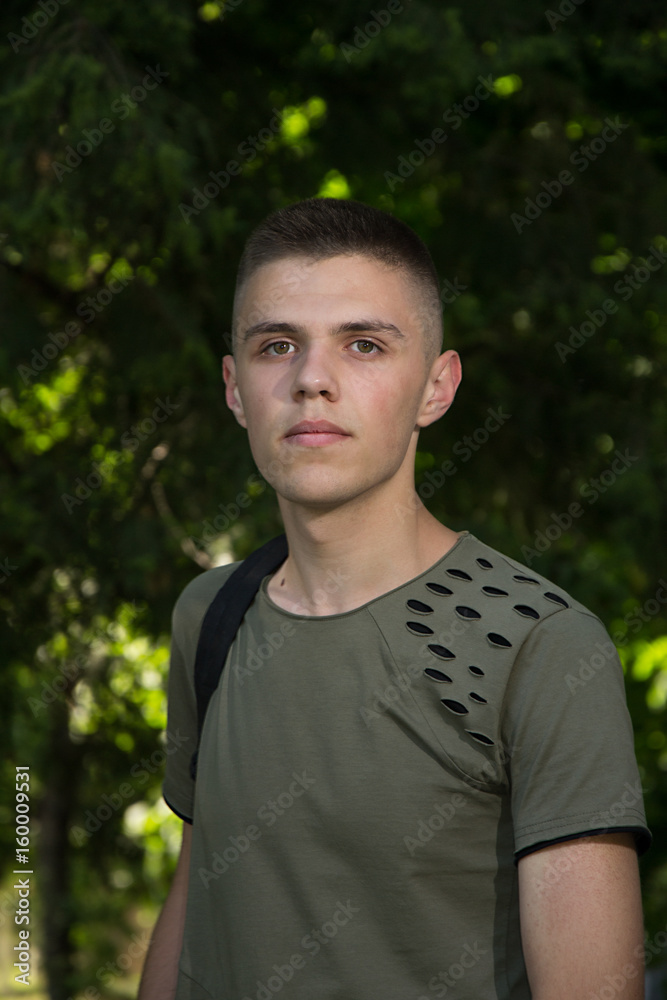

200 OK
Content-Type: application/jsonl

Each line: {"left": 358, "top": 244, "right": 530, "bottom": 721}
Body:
{"left": 139, "top": 198, "right": 650, "bottom": 999}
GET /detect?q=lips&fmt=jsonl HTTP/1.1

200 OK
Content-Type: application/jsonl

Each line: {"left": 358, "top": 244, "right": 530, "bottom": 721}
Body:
{"left": 285, "top": 420, "right": 350, "bottom": 438}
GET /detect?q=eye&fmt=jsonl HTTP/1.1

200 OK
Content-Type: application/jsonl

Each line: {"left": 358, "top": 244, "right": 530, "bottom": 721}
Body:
{"left": 351, "top": 339, "right": 382, "bottom": 355}
{"left": 262, "top": 341, "right": 295, "bottom": 356}
{"left": 260, "top": 339, "right": 381, "bottom": 357}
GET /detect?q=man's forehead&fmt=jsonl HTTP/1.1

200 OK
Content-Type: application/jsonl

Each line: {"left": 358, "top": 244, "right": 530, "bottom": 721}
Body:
{"left": 246, "top": 255, "right": 320, "bottom": 288}
{"left": 235, "top": 253, "right": 422, "bottom": 323}
{"left": 242, "top": 253, "right": 401, "bottom": 290}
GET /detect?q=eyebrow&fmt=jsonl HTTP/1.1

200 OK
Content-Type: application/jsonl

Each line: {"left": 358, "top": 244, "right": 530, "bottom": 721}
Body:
{"left": 240, "top": 318, "right": 407, "bottom": 345}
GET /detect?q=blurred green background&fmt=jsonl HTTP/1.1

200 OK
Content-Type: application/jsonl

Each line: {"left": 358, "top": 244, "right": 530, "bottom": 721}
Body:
{"left": 1, "top": 0, "right": 666, "bottom": 996}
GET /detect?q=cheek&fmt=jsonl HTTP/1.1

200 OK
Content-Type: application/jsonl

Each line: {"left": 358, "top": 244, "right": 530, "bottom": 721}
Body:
{"left": 361, "top": 375, "right": 423, "bottom": 434}
{"left": 240, "top": 394, "right": 274, "bottom": 459}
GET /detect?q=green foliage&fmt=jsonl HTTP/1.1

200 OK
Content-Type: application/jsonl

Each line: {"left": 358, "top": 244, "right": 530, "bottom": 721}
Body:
{"left": 0, "top": 0, "right": 666, "bottom": 994}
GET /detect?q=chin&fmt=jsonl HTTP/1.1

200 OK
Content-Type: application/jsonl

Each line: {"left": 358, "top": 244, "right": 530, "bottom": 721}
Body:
{"left": 276, "top": 484, "right": 354, "bottom": 509}
{"left": 269, "top": 471, "right": 364, "bottom": 509}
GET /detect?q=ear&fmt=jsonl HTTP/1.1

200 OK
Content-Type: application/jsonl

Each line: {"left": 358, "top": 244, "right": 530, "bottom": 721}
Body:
{"left": 416, "top": 349, "right": 462, "bottom": 429}
{"left": 222, "top": 354, "right": 247, "bottom": 428}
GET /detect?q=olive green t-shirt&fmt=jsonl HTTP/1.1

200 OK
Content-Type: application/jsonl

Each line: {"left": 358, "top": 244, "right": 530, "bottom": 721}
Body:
{"left": 163, "top": 532, "right": 650, "bottom": 1000}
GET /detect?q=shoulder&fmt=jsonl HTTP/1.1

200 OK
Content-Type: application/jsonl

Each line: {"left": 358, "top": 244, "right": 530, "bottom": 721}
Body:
{"left": 390, "top": 531, "right": 603, "bottom": 660}
{"left": 367, "top": 531, "right": 605, "bottom": 672}
{"left": 172, "top": 560, "right": 243, "bottom": 645}
{"left": 448, "top": 533, "right": 613, "bottom": 679}
{"left": 361, "top": 533, "right": 613, "bottom": 782}
{"left": 456, "top": 532, "right": 599, "bottom": 626}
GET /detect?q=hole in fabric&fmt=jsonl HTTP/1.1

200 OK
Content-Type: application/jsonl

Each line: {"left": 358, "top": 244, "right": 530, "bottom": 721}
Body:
{"left": 407, "top": 599, "right": 434, "bottom": 614}
{"left": 513, "top": 574, "right": 540, "bottom": 585}
{"left": 469, "top": 692, "right": 487, "bottom": 704}
{"left": 513, "top": 604, "right": 540, "bottom": 619}
{"left": 441, "top": 699, "right": 468, "bottom": 715}
{"left": 424, "top": 667, "right": 452, "bottom": 683}
{"left": 487, "top": 632, "right": 512, "bottom": 648}
{"left": 476, "top": 558, "right": 493, "bottom": 569}
{"left": 469, "top": 666, "right": 484, "bottom": 676}
{"left": 544, "top": 591, "right": 569, "bottom": 607}
{"left": 455, "top": 606, "right": 482, "bottom": 620}
{"left": 482, "top": 586, "right": 508, "bottom": 597}
{"left": 426, "top": 582, "right": 453, "bottom": 596}
{"left": 446, "top": 569, "right": 473, "bottom": 581}
{"left": 406, "top": 621, "right": 434, "bottom": 636}
{"left": 466, "top": 731, "right": 495, "bottom": 746}
{"left": 428, "top": 644, "right": 455, "bottom": 660}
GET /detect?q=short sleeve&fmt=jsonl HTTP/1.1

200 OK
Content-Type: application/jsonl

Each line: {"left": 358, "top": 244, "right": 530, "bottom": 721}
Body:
{"left": 162, "top": 562, "right": 241, "bottom": 822}
{"left": 501, "top": 607, "right": 651, "bottom": 860}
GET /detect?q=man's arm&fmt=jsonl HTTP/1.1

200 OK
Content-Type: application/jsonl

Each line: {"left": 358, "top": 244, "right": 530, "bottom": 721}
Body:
{"left": 138, "top": 821, "right": 192, "bottom": 1000}
{"left": 518, "top": 832, "right": 645, "bottom": 999}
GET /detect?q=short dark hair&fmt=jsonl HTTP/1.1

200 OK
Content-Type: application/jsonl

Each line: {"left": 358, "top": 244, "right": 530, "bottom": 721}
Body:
{"left": 232, "top": 197, "right": 443, "bottom": 362}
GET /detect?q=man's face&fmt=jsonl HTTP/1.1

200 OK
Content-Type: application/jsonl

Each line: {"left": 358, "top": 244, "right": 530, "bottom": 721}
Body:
{"left": 223, "top": 254, "right": 460, "bottom": 509}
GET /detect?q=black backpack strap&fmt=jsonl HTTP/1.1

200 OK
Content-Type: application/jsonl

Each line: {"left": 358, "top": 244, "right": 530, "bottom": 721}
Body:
{"left": 189, "top": 533, "right": 288, "bottom": 780}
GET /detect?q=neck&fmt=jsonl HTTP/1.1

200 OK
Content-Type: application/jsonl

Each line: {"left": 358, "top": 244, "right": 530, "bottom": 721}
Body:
{"left": 266, "top": 487, "right": 461, "bottom": 616}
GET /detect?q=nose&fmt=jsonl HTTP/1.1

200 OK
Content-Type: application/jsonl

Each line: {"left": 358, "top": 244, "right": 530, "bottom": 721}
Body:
{"left": 290, "top": 342, "right": 340, "bottom": 401}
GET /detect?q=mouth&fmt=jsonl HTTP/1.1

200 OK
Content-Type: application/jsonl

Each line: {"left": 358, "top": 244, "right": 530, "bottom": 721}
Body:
{"left": 284, "top": 420, "right": 351, "bottom": 447}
